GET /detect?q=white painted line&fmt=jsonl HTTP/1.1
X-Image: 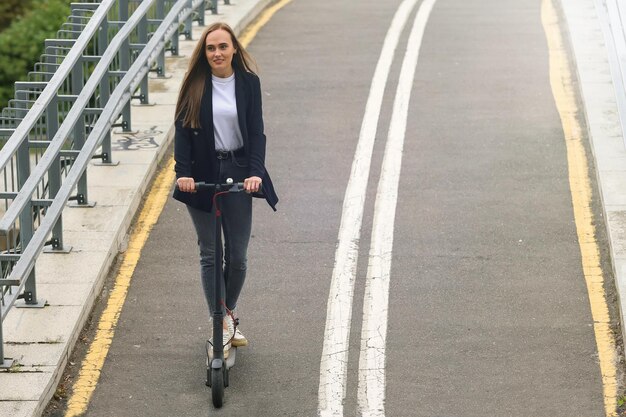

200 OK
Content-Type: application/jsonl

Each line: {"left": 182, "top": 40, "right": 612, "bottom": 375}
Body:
{"left": 317, "top": 1, "right": 422, "bottom": 416}
{"left": 358, "top": 0, "right": 438, "bottom": 416}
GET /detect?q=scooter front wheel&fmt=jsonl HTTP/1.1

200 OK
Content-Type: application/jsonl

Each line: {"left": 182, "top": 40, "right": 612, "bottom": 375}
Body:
{"left": 211, "top": 367, "right": 224, "bottom": 407}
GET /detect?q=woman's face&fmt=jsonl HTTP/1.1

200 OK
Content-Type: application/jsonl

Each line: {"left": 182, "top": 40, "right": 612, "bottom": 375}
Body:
{"left": 205, "top": 29, "right": 237, "bottom": 77}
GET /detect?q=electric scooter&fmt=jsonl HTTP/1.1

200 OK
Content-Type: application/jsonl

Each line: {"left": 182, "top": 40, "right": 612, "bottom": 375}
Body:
{"left": 195, "top": 178, "right": 244, "bottom": 408}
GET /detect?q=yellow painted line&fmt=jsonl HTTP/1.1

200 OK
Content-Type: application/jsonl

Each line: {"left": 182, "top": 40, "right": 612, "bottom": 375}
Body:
{"left": 542, "top": 0, "right": 618, "bottom": 415}
{"left": 63, "top": 1, "right": 293, "bottom": 415}
{"left": 65, "top": 158, "right": 175, "bottom": 417}
{"left": 238, "top": 0, "right": 293, "bottom": 47}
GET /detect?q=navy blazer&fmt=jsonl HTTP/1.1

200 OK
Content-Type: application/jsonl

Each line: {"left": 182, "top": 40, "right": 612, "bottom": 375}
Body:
{"left": 172, "top": 69, "right": 278, "bottom": 212}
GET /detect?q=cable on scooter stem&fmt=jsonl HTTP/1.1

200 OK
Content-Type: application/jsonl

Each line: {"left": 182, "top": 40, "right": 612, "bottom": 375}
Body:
{"left": 213, "top": 191, "right": 229, "bottom": 217}
{"left": 191, "top": 180, "right": 245, "bottom": 216}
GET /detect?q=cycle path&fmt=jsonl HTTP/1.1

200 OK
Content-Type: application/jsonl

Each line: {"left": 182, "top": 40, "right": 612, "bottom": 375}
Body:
{"left": 4, "top": 0, "right": 626, "bottom": 416}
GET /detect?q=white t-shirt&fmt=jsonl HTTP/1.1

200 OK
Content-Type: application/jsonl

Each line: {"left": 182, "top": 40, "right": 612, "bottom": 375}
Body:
{"left": 212, "top": 73, "right": 244, "bottom": 151}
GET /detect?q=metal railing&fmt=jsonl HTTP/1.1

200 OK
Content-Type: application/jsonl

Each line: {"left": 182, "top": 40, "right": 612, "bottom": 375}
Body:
{"left": 209, "top": 0, "right": 228, "bottom": 14}
{"left": 0, "top": 0, "right": 210, "bottom": 368}
{"left": 595, "top": 0, "right": 626, "bottom": 143}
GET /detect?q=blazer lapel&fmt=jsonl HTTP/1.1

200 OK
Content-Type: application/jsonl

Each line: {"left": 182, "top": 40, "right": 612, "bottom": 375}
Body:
{"left": 235, "top": 70, "right": 247, "bottom": 140}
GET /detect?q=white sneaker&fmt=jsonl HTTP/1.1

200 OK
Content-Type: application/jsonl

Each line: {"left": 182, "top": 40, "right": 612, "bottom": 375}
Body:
{"left": 233, "top": 327, "right": 248, "bottom": 347}
{"left": 226, "top": 312, "right": 248, "bottom": 347}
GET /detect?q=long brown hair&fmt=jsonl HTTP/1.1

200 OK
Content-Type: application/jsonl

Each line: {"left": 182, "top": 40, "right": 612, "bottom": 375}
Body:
{"left": 175, "top": 22, "right": 257, "bottom": 128}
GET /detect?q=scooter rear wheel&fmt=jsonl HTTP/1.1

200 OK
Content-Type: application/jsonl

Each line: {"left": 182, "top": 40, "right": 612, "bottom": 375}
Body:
{"left": 211, "top": 367, "right": 224, "bottom": 408}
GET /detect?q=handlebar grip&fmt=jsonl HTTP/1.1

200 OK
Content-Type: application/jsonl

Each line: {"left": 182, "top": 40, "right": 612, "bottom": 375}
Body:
{"left": 194, "top": 181, "right": 244, "bottom": 191}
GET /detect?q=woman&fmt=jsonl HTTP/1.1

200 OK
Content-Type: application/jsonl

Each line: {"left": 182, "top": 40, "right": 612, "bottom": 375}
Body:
{"left": 173, "top": 22, "right": 278, "bottom": 356}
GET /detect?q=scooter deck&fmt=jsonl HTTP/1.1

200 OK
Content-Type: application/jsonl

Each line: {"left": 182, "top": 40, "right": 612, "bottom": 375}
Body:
{"left": 206, "top": 341, "right": 237, "bottom": 369}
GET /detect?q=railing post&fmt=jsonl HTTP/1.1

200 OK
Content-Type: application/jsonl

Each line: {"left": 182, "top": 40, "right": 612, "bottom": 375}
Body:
{"left": 15, "top": 93, "right": 43, "bottom": 309}
{"left": 120, "top": 0, "right": 129, "bottom": 20}
{"left": 167, "top": 0, "right": 180, "bottom": 56}
{"left": 0, "top": 313, "right": 15, "bottom": 369}
{"left": 184, "top": 0, "right": 193, "bottom": 40}
{"left": 119, "top": 0, "right": 133, "bottom": 131}
{"left": 155, "top": 0, "right": 166, "bottom": 76}
{"left": 70, "top": 59, "right": 96, "bottom": 205}
{"left": 70, "top": 61, "right": 83, "bottom": 150}
{"left": 95, "top": 17, "right": 118, "bottom": 165}
{"left": 196, "top": 0, "right": 205, "bottom": 26}
{"left": 70, "top": 1, "right": 87, "bottom": 177}
{"left": 44, "top": 95, "right": 71, "bottom": 252}
{"left": 171, "top": 22, "right": 180, "bottom": 56}
{"left": 138, "top": 14, "right": 151, "bottom": 105}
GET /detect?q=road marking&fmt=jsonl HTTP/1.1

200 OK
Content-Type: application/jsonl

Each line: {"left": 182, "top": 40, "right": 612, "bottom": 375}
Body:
{"left": 238, "top": 0, "right": 293, "bottom": 47}
{"left": 318, "top": 1, "right": 422, "bottom": 415}
{"left": 63, "top": 1, "right": 291, "bottom": 414}
{"left": 357, "top": 1, "right": 437, "bottom": 415}
{"left": 542, "top": 0, "right": 618, "bottom": 415}
{"left": 65, "top": 158, "right": 175, "bottom": 417}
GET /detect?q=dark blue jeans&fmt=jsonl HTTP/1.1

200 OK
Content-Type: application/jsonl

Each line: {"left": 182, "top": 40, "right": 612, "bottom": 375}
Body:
{"left": 186, "top": 156, "right": 252, "bottom": 316}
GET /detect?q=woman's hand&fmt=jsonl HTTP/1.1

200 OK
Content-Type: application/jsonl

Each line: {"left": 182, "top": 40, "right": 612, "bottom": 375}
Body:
{"left": 244, "top": 176, "right": 262, "bottom": 193}
{"left": 177, "top": 177, "right": 196, "bottom": 193}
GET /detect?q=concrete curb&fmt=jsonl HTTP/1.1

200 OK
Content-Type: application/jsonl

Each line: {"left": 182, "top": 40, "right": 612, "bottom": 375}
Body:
{"left": 559, "top": 0, "right": 626, "bottom": 339}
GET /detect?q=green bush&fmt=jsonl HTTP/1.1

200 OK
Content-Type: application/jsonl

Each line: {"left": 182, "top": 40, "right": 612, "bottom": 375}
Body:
{"left": 0, "top": 0, "right": 72, "bottom": 110}
{"left": 0, "top": 0, "right": 34, "bottom": 32}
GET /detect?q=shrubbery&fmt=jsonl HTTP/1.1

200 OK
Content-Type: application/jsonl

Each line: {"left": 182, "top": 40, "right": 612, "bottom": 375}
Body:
{"left": 0, "top": 0, "right": 34, "bottom": 32}
{"left": 0, "top": 0, "right": 72, "bottom": 109}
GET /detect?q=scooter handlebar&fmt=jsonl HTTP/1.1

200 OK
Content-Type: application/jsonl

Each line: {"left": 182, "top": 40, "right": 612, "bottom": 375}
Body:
{"left": 194, "top": 180, "right": 244, "bottom": 192}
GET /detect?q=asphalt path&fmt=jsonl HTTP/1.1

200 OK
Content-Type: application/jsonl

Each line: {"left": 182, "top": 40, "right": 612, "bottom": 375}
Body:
{"left": 76, "top": 0, "right": 607, "bottom": 416}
